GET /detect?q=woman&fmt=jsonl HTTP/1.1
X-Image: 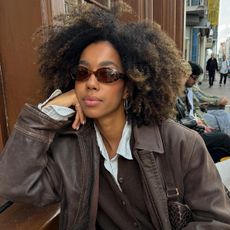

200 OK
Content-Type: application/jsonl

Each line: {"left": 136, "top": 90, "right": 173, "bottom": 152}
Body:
{"left": 0, "top": 4, "right": 230, "bottom": 230}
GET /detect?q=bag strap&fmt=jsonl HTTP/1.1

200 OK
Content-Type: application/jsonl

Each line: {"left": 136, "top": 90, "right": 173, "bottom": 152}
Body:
{"left": 160, "top": 154, "right": 180, "bottom": 202}
{"left": 158, "top": 123, "right": 181, "bottom": 202}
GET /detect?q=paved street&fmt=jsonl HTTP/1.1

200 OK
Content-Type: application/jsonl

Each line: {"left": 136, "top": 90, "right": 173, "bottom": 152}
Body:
{"left": 199, "top": 73, "right": 230, "bottom": 99}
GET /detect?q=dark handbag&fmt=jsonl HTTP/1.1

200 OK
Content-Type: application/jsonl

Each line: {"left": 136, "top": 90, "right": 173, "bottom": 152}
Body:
{"left": 162, "top": 157, "right": 230, "bottom": 230}
{"left": 179, "top": 116, "right": 197, "bottom": 128}
{"left": 168, "top": 201, "right": 193, "bottom": 230}
{"left": 179, "top": 117, "right": 205, "bottom": 134}
{"left": 161, "top": 156, "right": 193, "bottom": 230}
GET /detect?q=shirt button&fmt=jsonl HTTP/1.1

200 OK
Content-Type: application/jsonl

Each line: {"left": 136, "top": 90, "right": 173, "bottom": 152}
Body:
{"left": 118, "top": 177, "right": 124, "bottom": 183}
{"left": 133, "top": 222, "right": 138, "bottom": 227}
{"left": 121, "top": 200, "right": 126, "bottom": 206}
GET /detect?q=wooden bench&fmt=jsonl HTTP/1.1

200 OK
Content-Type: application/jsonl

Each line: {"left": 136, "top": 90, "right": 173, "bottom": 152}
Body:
{"left": 0, "top": 197, "right": 60, "bottom": 230}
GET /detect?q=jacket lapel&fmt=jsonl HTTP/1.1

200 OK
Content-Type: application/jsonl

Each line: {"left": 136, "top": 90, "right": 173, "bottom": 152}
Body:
{"left": 133, "top": 124, "right": 164, "bottom": 153}
{"left": 133, "top": 124, "right": 171, "bottom": 230}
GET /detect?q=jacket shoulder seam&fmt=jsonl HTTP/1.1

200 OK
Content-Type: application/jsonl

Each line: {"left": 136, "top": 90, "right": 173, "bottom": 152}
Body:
{"left": 14, "top": 124, "right": 53, "bottom": 144}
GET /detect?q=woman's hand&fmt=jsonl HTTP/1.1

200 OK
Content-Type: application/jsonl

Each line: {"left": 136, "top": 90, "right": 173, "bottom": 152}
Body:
{"left": 43, "top": 89, "right": 85, "bottom": 130}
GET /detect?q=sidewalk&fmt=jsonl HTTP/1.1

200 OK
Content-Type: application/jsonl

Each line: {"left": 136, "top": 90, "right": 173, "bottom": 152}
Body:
{"left": 199, "top": 73, "right": 230, "bottom": 99}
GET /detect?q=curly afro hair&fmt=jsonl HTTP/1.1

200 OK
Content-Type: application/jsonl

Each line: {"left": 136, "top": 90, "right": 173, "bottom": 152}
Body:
{"left": 37, "top": 3, "right": 187, "bottom": 126}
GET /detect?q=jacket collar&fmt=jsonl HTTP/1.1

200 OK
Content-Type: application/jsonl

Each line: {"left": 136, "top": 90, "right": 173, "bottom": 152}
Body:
{"left": 59, "top": 120, "right": 164, "bottom": 154}
{"left": 133, "top": 124, "right": 164, "bottom": 154}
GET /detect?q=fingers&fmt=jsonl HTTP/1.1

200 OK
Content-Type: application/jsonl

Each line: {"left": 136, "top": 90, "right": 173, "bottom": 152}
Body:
{"left": 72, "top": 111, "right": 81, "bottom": 130}
{"left": 76, "top": 104, "right": 86, "bottom": 125}
{"left": 72, "top": 89, "right": 86, "bottom": 130}
{"left": 72, "top": 103, "right": 86, "bottom": 130}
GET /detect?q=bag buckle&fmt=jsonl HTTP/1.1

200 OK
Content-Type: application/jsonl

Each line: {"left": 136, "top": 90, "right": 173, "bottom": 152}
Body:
{"left": 167, "top": 188, "right": 179, "bottom": 199}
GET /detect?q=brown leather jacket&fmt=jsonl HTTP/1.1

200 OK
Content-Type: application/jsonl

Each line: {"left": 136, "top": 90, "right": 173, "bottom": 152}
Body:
{"left": 0, "top": 104, "right": 230, "bottom": 230}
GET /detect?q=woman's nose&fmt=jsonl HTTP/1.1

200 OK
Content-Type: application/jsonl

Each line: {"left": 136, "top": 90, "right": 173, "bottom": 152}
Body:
{"left": 86, "top": 73, "right": 99, "bottom": 90}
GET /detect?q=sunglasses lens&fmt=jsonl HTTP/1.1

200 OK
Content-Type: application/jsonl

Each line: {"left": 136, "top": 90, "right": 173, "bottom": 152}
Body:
{"left": 96, "top": 68, "right": 113, "bottom": 83}
{"left": 75, "top": 66, "right": 124, "bottom": 83}
{"left": 76, "top": 67, "right": 90, "bottom": 81}
{"left": 190, "top": 75, "right": 198, "bottom": 80}
{"left": 97, "top": 68, "right": 122, "bottom": 83}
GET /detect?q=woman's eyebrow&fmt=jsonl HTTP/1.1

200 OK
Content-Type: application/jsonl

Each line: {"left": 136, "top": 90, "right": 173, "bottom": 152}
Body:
{"left": 78, "top": 60, "right": 89, "bottom": 65}
{"left": 99, "top": 61, "right": 120, "bottom": 69}
{"left": 78, "top": 60, "right": 121, "bottom": 70}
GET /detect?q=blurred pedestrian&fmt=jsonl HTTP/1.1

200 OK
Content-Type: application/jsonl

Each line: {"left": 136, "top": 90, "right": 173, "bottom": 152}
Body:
{"left": 206, "top": 53, "right": 218, "bottom": 87}
{"left": 220, "top": 54, "right": 229, "bottom": 86}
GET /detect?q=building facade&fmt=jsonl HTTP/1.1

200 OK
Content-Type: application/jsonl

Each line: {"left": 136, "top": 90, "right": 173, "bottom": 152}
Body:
{"left": 185, "top": 0, "right": 219, "bottom": 79}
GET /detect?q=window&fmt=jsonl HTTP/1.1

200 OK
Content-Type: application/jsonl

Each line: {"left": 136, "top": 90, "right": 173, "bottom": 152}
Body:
{"left": 85, "top": 0, "right": 111, "bottom": 10}
{"left": 191, "top": 0, "right": 200, "bottom": 6}
{"left": 65, "top": 0, "right": 85, "bottom": 13}
{"left": 64, "top": 1, "right": 69, "bottom": 13}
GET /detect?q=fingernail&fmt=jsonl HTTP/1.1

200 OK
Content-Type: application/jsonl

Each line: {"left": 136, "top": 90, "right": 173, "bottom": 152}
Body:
{"left": 76, "top": 126, "right": 79, "bottom": 130}
{"left": 82, "top": 120, "right": 86, "bottom": 125}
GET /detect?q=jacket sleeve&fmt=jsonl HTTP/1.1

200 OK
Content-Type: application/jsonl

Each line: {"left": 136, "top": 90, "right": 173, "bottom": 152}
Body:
{"left": 0, "top": 104, "right": 69, "bottom": 206}
{"left": 183, "top": 134, "right": 230, "bottom": 229}
{"left": 192, "top": 85, "right": 219, "bottom": 105}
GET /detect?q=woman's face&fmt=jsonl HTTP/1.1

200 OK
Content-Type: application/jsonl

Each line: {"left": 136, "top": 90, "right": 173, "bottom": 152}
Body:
{"left": 75, "top": 41, "right": 127, "bottom": 122}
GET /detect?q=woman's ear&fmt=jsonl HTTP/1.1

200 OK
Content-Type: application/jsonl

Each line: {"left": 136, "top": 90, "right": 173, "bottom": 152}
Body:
{"left": 123, "top": 87, "right": 129, "bottom": 99}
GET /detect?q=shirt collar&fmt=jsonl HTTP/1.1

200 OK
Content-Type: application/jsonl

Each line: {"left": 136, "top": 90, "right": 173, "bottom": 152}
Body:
{"left": 94, "top": 121, "right": 133, "bottom": 160}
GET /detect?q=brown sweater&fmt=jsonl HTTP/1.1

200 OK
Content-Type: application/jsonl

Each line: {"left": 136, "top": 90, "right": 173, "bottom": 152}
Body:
{"left": 96, "top": 156, "right": 155, "bottom": 230}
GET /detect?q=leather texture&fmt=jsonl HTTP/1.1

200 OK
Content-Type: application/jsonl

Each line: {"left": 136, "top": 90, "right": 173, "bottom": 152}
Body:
{"left": 0, "top": 104, "right": 230, "bottom": 229}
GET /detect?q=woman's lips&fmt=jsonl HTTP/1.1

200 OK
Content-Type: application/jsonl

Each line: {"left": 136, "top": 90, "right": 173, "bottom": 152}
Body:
{"left": 83, "top": 96, "right": 102, "bottom": 107}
